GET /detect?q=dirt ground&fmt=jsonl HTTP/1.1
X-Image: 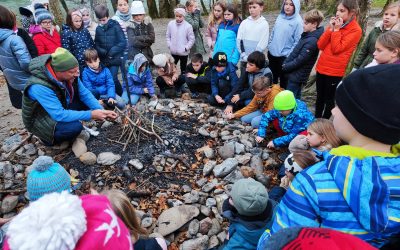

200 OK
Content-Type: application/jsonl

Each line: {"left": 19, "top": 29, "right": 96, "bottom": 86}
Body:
{"left": 0, "top": 11, "right": 381, "bottom": 142}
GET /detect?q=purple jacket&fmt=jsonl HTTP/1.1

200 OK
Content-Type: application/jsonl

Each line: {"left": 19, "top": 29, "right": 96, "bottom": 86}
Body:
{"left": 166, "top": 20, "right": 195, "bottom": 56}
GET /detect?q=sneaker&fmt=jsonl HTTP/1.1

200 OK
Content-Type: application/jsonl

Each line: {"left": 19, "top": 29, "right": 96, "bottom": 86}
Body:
{"left": 191, "top": 92, "right": 200, "bottom": 98}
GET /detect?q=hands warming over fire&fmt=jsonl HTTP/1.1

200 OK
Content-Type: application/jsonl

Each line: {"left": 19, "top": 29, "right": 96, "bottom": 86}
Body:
{"left": 91, "top": 110, "right": 118, "bottom": 121}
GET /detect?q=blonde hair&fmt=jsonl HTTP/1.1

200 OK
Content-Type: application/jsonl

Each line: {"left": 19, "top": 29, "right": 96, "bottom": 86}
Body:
{"left": 377, "top": 30, "right": 400, "bottom": 57}
{"left": 308, "top": 118, "right": 342, "bottom": 150}
{"left": 208, "top": 1, "right": 226, "bottom": 27}
{"left": 384, "top": 2, "right": 400, "bottom": 17}
{"left": 101, "top": 189, "right": 148, "bottom": 241}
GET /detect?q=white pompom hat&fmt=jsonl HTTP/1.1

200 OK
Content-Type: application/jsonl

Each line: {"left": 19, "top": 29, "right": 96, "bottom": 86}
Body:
{"left": 131, "top": 1, "right": 145, "bottom": 15}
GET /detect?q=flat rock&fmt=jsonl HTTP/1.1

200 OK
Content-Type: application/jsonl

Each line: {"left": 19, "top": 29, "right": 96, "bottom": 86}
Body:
{"left": 199, "top": 217, "right": 213, "bottom": 234}
{"left": 158, "top": 205, "right": 200, "bottom": 236}
{"left": 213, "top": 158, "right": 238, "bottom": 178}
{"left": 1, "top": 134, "right": 22, "bottom": 153}
{"left": 203, "top": 161, "right": 216, "bottom": 176}
{"left": 79, "top": 152, "right": 97, "bottom": 165}
{"left": 217, "top": 231, "right": 227, "bottom": 243}
{"left": 1, "top": 161, "right": 14, "bottom": 189}
{"left": 206, "top": 198, "right": 217, "bottom": 207}
{"left": 217, "top": 141, "right": 235, "bottom": 159}
{"left": 208, "top": 218, "right": 221, "bottom": 236}
{"left": 180, "top": 235, "right": 209, "bottom": 250}
{"left": 129, "top": 159, "right": 144, "bottom": 170}
{"left": 141, "top": 217, "right": 153, "bottom": 228}
{"left": 200, "top": 205, "right": 211, "bottom": 216}
{"left": 209, "top": 130, "right": 219, "bottom": 138}
{"left": 23, "top": 143, "right": 37, "bottom": 155}
{"left": 1, "top": 195, "right": 18, "bottom": 213}
{"left": 236, "top": 153, "right": 252, "bottom": 165}
{"left": 202, "top": 182, "right": 216, "bottom": 193}
{"left": 97, "top": 152, "right": 121, "bottom": 165}
{"left": 203, "top": 147, "right": 215, "bottom": 159}
{"left": 208, "top": 235, "right": 219, "bottom": 249}
{"left": 215, "top": 194, "right": 229, "bottom": 214}
{"left": 188, "top": 219, "right": 200, "bottom": 235}
{"left": 183, "top": 190, "right": 200, "bottom": 204}
{"left": 223, "top": 169, "right": 244, "bottom": 183}
{"left": 250, "top": 155, "right": 264, "bottom": 175}
{"left": 234, "top": 142, "right": 245, "bottom": 154}
{"left": 72, "top": 138, "right": 87, "bottom": 157}
{"left": 198, "top": 127, "right": 210, "bottom": 136}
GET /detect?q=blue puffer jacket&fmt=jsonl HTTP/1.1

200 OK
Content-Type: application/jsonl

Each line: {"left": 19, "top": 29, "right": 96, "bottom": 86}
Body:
{"left": 213, "top": 20, "right": 241, "bottom": 65}
{"left": 95, "top": 19, "right": 126, "bottom": 66}
{"left": 126, "top": 53, "right": 155, "bottom": 96}
{"left": 0, "top": 28, "right": 31, "bottom": 91}
{"left": 257, "top": 99, "right": 314, "bottom": 147}
{"left": 210, "top": 62, "right": 239, "bottom": 103}
{"left": 282, "top": 26, "right": 324, "bottom": 83}
{"left": 61, "top": 25, "right": 94, "bottom": 68}
{"left": 81, "top": 66, "right": 116, "bottom": 99}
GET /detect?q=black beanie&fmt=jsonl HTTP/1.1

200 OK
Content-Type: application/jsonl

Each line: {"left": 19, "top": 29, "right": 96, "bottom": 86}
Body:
{"left": 335, "top": 64, "right": 400, "bottom": 144}
{"left": 213, "top": 52, "right": 227, "bottom": 67}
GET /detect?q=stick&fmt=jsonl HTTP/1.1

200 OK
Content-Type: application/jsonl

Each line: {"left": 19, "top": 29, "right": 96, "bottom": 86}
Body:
{"left": 123, "top": 129, "right": 135, "bottom": 151}
{"left": 125, "top": 115, "right": 163, "bottom": 143}
{"left": 0, "top": 188, "right": 26, "bottom": 194}
{"left": 5, "top": 133, "right": 32, "bottom": 159}
{"left": 161, "top": 171, "right": 194, "bottom": 176}
{"left": 107, "top": 139, "right": 126, "bottom": 146}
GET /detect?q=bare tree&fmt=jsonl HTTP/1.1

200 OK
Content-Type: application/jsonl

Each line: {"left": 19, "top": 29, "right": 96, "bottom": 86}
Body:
{"left": 147, "top": 0, "right": 159, "bottom": 18}
{"left": 49, "top": 0, "right": 64, "bottom": 26}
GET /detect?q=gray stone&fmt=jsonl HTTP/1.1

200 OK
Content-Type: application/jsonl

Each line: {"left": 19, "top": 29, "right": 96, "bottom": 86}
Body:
{"left": 15, "top": 173, "right": 24, "bottom": 180}
{"left": 97, "top": 152, "right": 121, "bottom": 165}
{"left": 23, "top": 143, "right": 37, "bottom": 155}
{"left": 198, "top": 126, "right": 210, "bottom": 137}
{"left": 1, "top": 134, "right": 22, "bottom": 153}
{"left": 234, "top": 142, "right": 245, "bottom": 154}
{"left": 208, "top": 218, "right": 221, "bottom": 236}
{"left": 1, "top": 195, "right": 18, "bottom": 213}
{"left": 72, "top": 138, "right": 87, "bottom": 157}
{"left": 240, "top": 139, "right": 253, "bottom": 148}
{"left": 236, "top": 153, "right": 252, "bottom": 165}
{"left": 255, "top": 174, "right": 271, "bottom": 186}
{"left": 167, "top": 199, "right": 184, "bottom": 207}
{"left": 208, "top": 116, "right": 218, "bottom": 124}
{"left": 141, "top": 217, "right": 153, "bottom": 228}
{"left": 135, "top": 210, "right": 146, "bottom": 219}
{"left": 208, "top": 235, "right": 219, "bottom": 249}
{"left": 223, "top": 169, "right": 244, "bottom": 183}
{"left": 129, "top": 159, "right": 144, "bottom": 170}
{"left": 212, "top": 207, "right": 225, "bottom": 224}
{"left": 202, "top": 182, "right": 216, "bottom": 193}
{"left": 155, "top": 103, "right": 165, "bottom": 110}
{"left": 101, "top": 120, "right": 113, "bottom": 129}
{"left": 1, "top": 161, "right": 14, "bottom": 189}
{"left": 13, "top": 164, "right": 24, "bottom": 173}
{"left": 200, "top": 205, "right": 211, "bottom": 216}
{"left": 220, "top": 130, "right": 230, "bottom": 136}
{"left": 209, "top": 130, "right": 219, "bottom": 138}
{"left": 203, "top": 161, "right": 216, "bottom": 176}
{"left": 217, "top": 141, "right": 235, "bottom": 160}
{"left": 250, "top": 155, "right": 264, "bottom": 175}
{"left": 199, "top": 217, "right": 213, "bottom": 234}
{"left": 196, "top": 178, "right": 208, "bottom": 187}
{"left": 182, "top": 185, "right": 192, "bottom": 193}
{"left": 215, "top": 194, "right": 229, "bottom": 214}
{"left": 217, "top": 231, "right": 227, "bottom": 243}
{"left": 203, "top": 147, "right": 215, "bottom": 159}
{"left": 213, "top": 158, "right": 239, "bottom": 178}
{"left": 79, "top": 152, "right": 97, "bottom": 165}
{"left": 262, "top": 150, "right": 270, "bottom": 160}
{"left": 77, "top": 129, "right": 90, "bottom": 143}
{"left": 183, "top": 190, "right": 200, "bottom": 204}
{"left": 148, "top": 98, "right": 159, "bottom": 108}
{"left": 157, "top": 205, "right": 200, "bottom": 236}
{"left": 221, "top": 135, "right": 236, "bottom": 141}
{"left": 188, "top": 219, "right": 200, "bottom": 235}
{"left": 206, "top": 198, "right": 217, "bottom": 207}
{"left": 179, "top": 235, "right": 209, "bottom": 250}
{"left": 213, "top": 189, "right": 224, "bottom": 195}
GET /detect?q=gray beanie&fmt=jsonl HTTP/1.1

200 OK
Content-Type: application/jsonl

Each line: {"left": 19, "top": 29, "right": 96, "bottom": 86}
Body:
{"left": 231, "top": 178, "right": 268, "bottom": 216}
{"left": 152, "top": 54, "right": 167, "bottom": 68}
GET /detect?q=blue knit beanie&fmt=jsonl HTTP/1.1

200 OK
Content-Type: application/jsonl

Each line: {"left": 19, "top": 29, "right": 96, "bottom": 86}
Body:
{"left": 34, "top": 3, "right": 53, "bottom": 24}
{"left": 27, "top": 156, "right": 71, "bottom": 201}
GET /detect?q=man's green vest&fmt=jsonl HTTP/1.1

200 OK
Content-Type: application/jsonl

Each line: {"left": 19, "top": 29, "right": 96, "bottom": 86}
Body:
{"left": 22, "top": 55, "right": 68, "bottom": 144}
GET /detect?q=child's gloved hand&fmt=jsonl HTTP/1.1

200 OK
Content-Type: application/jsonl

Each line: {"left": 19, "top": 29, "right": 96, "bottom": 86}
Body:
{"left": 256, "top": 136, "right": 264, "bottom": 143}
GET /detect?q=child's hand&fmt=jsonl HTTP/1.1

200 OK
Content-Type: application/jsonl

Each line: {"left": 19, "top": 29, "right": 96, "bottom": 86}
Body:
{"left": 267, "top": 140, "right": 275, "bottom": 148}
{"left": 256, "top": 136, "right": 264, "bottom": 143}
{"left": 108, "top": 98, "right": 116, "bottom": 104}
{"left": 334, "top": 17, "right": 343, "bottom": 30}
{"left": 231, "top": 94, "right": 240, "bottom": 103}
{"left": 215, "top": 95, "right": 225, "bottom": 104}
{"left": 227, "top": 113, "right": 235, "bottom": 119}
{"left": 143, "top": 88, "right": 149, "bottom": 93}
{"left": 329, "top": 17, "right": 336, "bottom": 30}
{"left": 280, "top": 176, "right": 291, "bottom": 190}
{"left": 166, "top": 79, "right": 174, "bottom": 86}
{"left": 172, "top": 75, "right": 177, "bottom": 82}
{"left": 99, "top": 99, "right": 104, "bottom": 105}
{"left": 224, "top": 105, "right": 233, "bottom": 115}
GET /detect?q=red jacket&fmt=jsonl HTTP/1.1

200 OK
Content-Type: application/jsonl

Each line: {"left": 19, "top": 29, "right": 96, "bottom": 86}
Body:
{"left": 33, "top": 29, "right": 61, "bottom": 55}
{"left": 316, "top": 18, "right": 362, "bottom": 77}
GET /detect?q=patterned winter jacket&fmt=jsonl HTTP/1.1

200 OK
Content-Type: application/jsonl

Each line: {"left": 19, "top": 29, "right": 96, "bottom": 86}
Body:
{"left": 61, "top": 25, "right": 94, "bottom": 68}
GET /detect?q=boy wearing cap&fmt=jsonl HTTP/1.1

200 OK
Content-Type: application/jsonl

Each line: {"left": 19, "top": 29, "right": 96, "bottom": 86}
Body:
{"left": 265, "top": 65, "right": 400, "bottom": 248}
{"left": 222, "top": 178, "right": 277, "bottom": 249}
{"left": 209, "top": 52, "right": 239, "bottom": 108}
{"left": 256, "top": 90, "right": 314, "bottom": 148}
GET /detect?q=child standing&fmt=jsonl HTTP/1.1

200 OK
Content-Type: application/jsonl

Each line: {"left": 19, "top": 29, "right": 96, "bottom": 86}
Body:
{"left": 221, "top": 178, "right": 277, "bottom": 249}
{"left": 205, "top": 1, "right": 226, "bottom": 61}
{"left": 185, "top": 0, "right": 206, "bottom": 55}
{"left": 256, "top": 90, "right": 314, "bottom": 148}
{"left": 213, "top": 4, "right": 241, "bottom": 65}
{"left": 372, "top": 30, "right": 400, "bottom": 65}
{"left": 124, "top": 53, "right": 157, "bottom": 105}
{"left": 94, "top": 4, "right": 126, "bottom": 96}
{"left": 268, "top": 0, "right": 303, "bottom": 88}
{"left": 315, "top": 0, "right": 362, "bottom": 119}
{"left": 209, "top": 52, "right": 239, "bottom": 107}
{"left": 81, "top": 48, "right": 125, "bottom": 109}
{"left": 267, "top": 64, "right": 400, "bottom": 248}
{"left": 354, "top": 3, "right": 399, "bottom": 69}
{"left": 282, "top": 9, "right": 324, "bottom": 99}
{"left": 228, "top": 77, "right": 282, "bottom": 128}
{"left": 31, "top": 6, "right": 61, "bottom": 55}
{"left": 236, "top": 0, "right": 269, "bottom": 76}
{"left": 185, "top": 53, "right": 211, "bottom": 97}
{"left": 166, "top": 5, "right": 195, "bottom": 74}
{"left": 80, "top": 7, "right": 98, "bottom": 40}
{"left": 127, "top": 1, "right": 155, "bottom": 63}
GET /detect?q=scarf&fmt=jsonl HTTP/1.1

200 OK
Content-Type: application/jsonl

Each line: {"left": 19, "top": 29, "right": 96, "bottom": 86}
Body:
{"left": 115, "top": 10, "right": 131, "bottom": 22}
{"left": 83, "top": 19, "right": 91, "bottom": 28}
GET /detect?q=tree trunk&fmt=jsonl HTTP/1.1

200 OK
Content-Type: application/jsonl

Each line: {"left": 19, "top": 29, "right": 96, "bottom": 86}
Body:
{"left": 200, "top": 0, "right": 209, "bottom": 16}
{"left": 49, "top": 0, "right": 64, "bottom": 27}
{"left": 111, "top": 0, "right": 118, "bottom": 12}
{"left": 60, "top": 0, "right": 69, "bottom": 13}
{"left": 241, "top": 0, "right": 246, "bottom": 19}
{"left": 147, "top": 0, "right": 159, "bottom": 18}
{"left": 159, "top": 0, "right": 174, "bottom": 18}
{"left": 92, "top": 0, "right": 107, "bottom": 7}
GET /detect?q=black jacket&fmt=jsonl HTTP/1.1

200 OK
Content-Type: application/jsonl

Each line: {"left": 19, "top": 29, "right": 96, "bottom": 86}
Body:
{"left": 127, "top": 20, "right": 155, "bottom": 63}
{"left": 17, "top": 28, "right": 38, "bottom": 58}
{"left": 282, "top": 26, "right": 324, "bottom": 83}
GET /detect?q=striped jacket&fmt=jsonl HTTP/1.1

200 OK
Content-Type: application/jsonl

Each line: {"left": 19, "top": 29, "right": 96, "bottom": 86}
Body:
{"left": 269, "top": 145, "right": 400, "bottom": 248}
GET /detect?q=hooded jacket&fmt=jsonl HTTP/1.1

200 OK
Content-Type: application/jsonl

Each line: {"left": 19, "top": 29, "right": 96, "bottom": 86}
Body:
{"left": 213, "top": 20, "right": 241, "bottom": 65}
{"left": 166, "top": 20, "right": 195, "bottom": 56}
{"left": 283, "top": 26, "right": 324, "bottom": 83}
{"left": 61, "top": 24, "right": 94, "bottom": 68}
{"left": 127, "top": 53, "right": 155, "bottom": 96}
{"left": 127, "top": 19, "right": 155, "bottom": 62}
{"left": 0, "top": 28, "right": 32, "bottom": 91}
{"left": 210, "top": 62, "right": 239, "bottom": 102}
{"left": 81, "top": 65, "right": 115, "bottom": 99}
{"left": 270, "top": 145, "right": 400, "bottom": 248}
{"left": 257, "top": 99, "right": 314, "bottom": 147}
{"left": 268, "top": 0, "right": 303, "bottom": 57}
{"left": 32, "top": 28, "right": 61, "bottom": 55}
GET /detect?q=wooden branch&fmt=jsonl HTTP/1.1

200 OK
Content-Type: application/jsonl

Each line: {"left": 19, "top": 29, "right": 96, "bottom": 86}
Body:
{"left": 0, "top": 188, "right": 26, "bottom": 194}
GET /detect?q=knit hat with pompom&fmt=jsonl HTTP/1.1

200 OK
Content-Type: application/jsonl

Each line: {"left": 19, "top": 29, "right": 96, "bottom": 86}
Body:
{"left": 152, "top": 54, "right": 168, "bottom": 68}
{"left": 27, "top": 156, "right": 71, "bottom": 201}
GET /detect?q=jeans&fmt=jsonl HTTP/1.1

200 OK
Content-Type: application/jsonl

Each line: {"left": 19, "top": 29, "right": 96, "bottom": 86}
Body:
{"left": 269, "top": 186, "right": 287, "bottom": 203}
{"left": 240, "top": 110, "right": 263, "bottom": 128}
{"left": 109, "top": 65, "right": 123, "bottom": 96}
{"left": 54, "top": 121, "right": 83, "bottom": 145}
{"left": 171, "top": 54, "right": 188, "bottom": 74}
{"left": 268, "top": 51, "right": 287, "bottom": 88}
{"left": 208, "top": 79, "right": 232, "bottom": 106}
{"left": 122, "top": 92, "right": 141, "bottom": 105}
{"left": 286, "top": 80, "right": 302, "bottom": 99}
{"left": 315, "top": 72, "right": 342, "bottom": 119}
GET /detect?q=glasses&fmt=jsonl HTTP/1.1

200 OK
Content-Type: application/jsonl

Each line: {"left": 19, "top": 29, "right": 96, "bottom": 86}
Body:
{"left": 41, "top": 20, "right": 52, "bottom": 25}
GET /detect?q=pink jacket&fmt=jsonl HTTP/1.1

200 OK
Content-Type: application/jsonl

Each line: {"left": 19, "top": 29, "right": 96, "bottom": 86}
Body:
{"left": 166, "top": 20, "right": 195, "bottom": 56}
{"left": 205, "top": 22, "right": 218, "bottom": 57}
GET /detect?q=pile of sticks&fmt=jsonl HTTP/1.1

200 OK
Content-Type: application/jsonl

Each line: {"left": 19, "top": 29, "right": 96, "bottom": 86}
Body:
{"left": 111, "top": 108, "right": 164, "bottom": 151}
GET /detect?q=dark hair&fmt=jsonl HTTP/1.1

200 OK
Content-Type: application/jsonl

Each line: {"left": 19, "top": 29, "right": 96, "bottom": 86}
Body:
{"left": 66, "top": 8, "right": 83, "bottom": 31}
{"left": 247, "top": 0, "right": 264, "bottom": 7}
{"left": 185, "top": 0, "right": 196, "bottom": 7}
{"left": 252, "top": 76, "right": 272, "bottom": 91}
{"left": 338, "top": 0, "right": 359, "bottom": 16}
{"left": 247, "top": 51, "right": 265, "bottom": 69}
{"left": 191, "top": 53, "right": 203, "bottom": 63}
{"left": 84, "top": 48, "right": 99, "bottom": 62}
{"left": 94, "top": 4, "right": 109, "bottom": 19}
{"left": 0, "top": 5, "right": 16, "bottom": 30}
{"left": 117, "top": 0, "right": 129, "bottom": 3}
{"left": 224, "top": 4, "right": 241, "bottom": 24}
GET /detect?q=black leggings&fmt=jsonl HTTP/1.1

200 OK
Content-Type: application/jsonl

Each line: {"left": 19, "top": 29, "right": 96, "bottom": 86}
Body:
{"left": 315, "top": 72, "right": 342, "bottom": 119}
{"left": 171, "top": 54, "right": 188, "bottom": 74}
{"left": 156, "top": 75, "right": 186, "bottom": 93}
{"left": 268, "top": 51, "right": 287, "bottom": 88}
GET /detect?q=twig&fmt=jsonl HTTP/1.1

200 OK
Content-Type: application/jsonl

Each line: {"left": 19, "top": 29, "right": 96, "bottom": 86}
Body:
{"left": 0, "top": 188, "right": 26, "bottom": 194}
{"left": 107, "top": 139, "right": 126, "bottom": 146}
{"left": 5, "top": 133, "right": 32, "bottom": 159}
{"left": 162, "top": 171, "right": 194, "bottom": 176}
{"left": 123, "top": 129, "right": 135, "bottom": 151}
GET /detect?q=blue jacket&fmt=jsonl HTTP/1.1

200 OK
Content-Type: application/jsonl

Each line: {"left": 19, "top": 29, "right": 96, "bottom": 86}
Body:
{"left": 61, "top": 25, "right": 94, "bottom": 68}
{"left": 257, "top": 99, "right": 314, "bottom": 147}
{"left": 211, "top": 62, "right": 239, "bottom": 102}
{"left": 268, "top": 0, "right": 303, "bottom": 57}
{"left": 81, "top": 66, "right": 116, "bottom": 99}
{"left": 269, "top": 145, "right": 400, "bottom": 248}
{"left": 95, "top": 19, "right": 126, "bottom": 66}
{"left": 127, "top": 53, "right": 155, "bottom": 96}
{"left": 213, "top": 21, "right": 241, "bottom": 65}
{"left": 0, "top": 28, "right": 31, "bottom": 91}
{"left": 283, "top": 26, "right": 324, "bottom": 83}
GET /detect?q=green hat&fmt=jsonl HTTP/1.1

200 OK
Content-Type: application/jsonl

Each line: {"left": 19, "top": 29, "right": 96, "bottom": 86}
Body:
{"left": 231, "top": 178, "right": 269, "bottom": 216}
{"left": 273, "top": 90, "right": 296, "bottom": 110}
{"left": 50, "top": 48, "right": 79, "bottom": 72}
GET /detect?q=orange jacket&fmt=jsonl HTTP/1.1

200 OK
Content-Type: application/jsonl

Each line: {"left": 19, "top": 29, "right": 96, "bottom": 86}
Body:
{"left": 316, "top": 18, "right": 362, "bottom": 77}
{"left": 234, "top": 84, "right": 283, "bottom": 118}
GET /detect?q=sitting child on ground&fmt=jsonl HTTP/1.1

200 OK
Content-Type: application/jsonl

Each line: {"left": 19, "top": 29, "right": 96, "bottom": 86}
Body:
{"left": 209, "top": 52, "right": 239, "bottom": 107}
{"left": 102, "top": 189, "right": 167, "bottom": 250}
{"left": 81, "top": 48, "right": 125, "bottom": 109}
{"left": 226, "top": 51, "right": 273, "bottom": 113}
{"left": 153, "top": 53, "right": 186, "bottom": 98}
{"left": 124, "top": 53, "right": 157, "bottom": 105}
{"left": 185, "top": 53, "right": 211, "bottom": 98}
{"left": 256, "top": 90, "right": 314, "bottom": 148}
{"left": 227, "top": 76, "right": 282, "bottom": 128}
{"left": 222, "top": 178, "right": 277, "bottom": 250}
